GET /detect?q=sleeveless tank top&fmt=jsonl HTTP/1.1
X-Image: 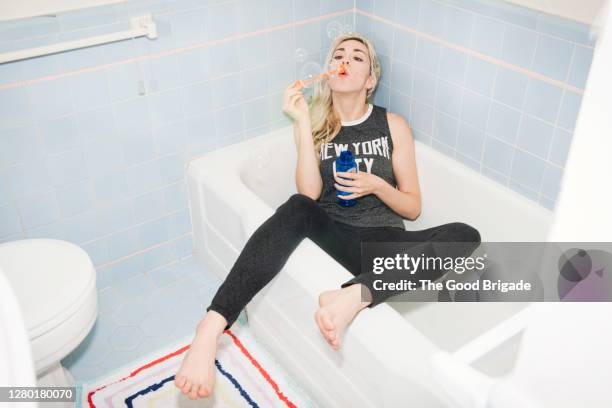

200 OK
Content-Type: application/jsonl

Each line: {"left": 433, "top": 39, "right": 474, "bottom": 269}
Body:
{"left": 316, "top": 104, "right": 406, "bottom": 229}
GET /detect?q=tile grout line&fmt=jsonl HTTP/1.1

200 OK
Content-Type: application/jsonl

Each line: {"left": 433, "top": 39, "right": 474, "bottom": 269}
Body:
{"left": 433, "top": 0, "right": 594, "bottom": 49}
{"left": 0, "top": 8, "right": 354, "bottom": 91}
{"left": 355, "top": 9, "right": 585, "bottom": 95}
{"left": 96, "top": 230, "right": 192, "bottom": 271}
{"left": 537, "top": 49, "right": 577, "bottom": 204}
{"left": 505, "top": 28, "right": 540, "bottom": 198}
{"left": 478, "top": 21, "right": 506, "bottom": 179}
{"left": 451, "top": 9, "right": 475, "bottom": 162}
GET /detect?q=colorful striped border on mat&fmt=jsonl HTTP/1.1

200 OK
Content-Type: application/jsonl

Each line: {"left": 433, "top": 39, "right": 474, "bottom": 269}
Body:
{"left": 85, "top": 328, "right": 301, "bottom": 408}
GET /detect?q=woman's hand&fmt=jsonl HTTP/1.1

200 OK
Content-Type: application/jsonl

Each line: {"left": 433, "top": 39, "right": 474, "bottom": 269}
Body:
{"left": 282, "top": 82, "right": 310, "bottom": 124}
{"left": 334, "top": 171, "right": 385, "bottom": 200}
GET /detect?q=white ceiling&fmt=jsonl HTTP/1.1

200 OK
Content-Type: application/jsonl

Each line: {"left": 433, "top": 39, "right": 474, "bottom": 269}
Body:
{"left": 0, "top": 0, "right": 124, "bottom": 21}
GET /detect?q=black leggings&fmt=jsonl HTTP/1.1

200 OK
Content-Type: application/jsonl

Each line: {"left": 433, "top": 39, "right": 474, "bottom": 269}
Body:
{"left": 206, "top": 193, "right": 481, "bottom": 330}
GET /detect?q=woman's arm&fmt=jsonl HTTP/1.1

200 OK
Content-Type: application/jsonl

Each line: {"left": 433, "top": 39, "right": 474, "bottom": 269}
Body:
{"left": 293, "top": 120, "right": 323, "bottom": 200}
{"left": 282, "top": 83, "right": 323, "bottom": 200}
{"left": 374, "top": 112, "right": 422, "bottom": 220}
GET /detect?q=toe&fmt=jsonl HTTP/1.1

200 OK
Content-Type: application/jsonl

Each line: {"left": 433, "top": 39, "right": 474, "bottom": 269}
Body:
{"left": 189, "top": 384, "right": 200, "bottom": 400}
{"left": 174, "top": 374, "right": 185, "bottom": 388}
{"left": 319, "top": 312, "right": 338, "bottom": 342}
{"left": 182, "top": 380, "right": 192, "bottom": 394}
{"left": 315, "top": 310, "right": 328, "bottom": 334}
{"left": 316, "top": 318, "right": 329, "bottom": 341}
{"left": 321, "top": 312, "right": 336, "bottom": 331}
{"left": 198, "top": 383, "right": 212, "bottom": 397}
{"left": 322, "top": 331, "right": 335, "bottom": 345}
{"left": 325, "top": 328, "right": 336, "bottom": 341}
{"left": 318, "top": 326, "right": 328, "bottom": 341}
{"left": 315, "top": 311, "right": 336, "bottom": 344}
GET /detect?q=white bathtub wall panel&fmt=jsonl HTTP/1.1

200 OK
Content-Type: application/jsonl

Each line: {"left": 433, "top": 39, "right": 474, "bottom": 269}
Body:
{"left": 185, "top": 164, "right": 208, "bottom": 269}
{"left": 248, "top": 238, "right": 445, "bottom": 407}
{"left": 390, "top": 302, "right": 531, "bottom": 353}
{"left": 248, "top": 304, "right": 377, "bottom": 407}
{"left": 240, "top": 132, "right": 298, "bottom": 209}
{"left": 201, "top": 180, "right": 246, "bottom": 251}
{"left": 235, "top": 126, "right": 553, "bottom": 242}
{"left": 470, "top": 331, "right": 524, "bottom": 378}
{"left": 197, "top": 137, "right": 279, "bottom": 232}
{"left": 246, "top": 242, "right": 382, "bottom": 406}
{"left": 199, "top": 241, "right": 230, "bottom": 283}
{"left": 186, "top": 158, "right": 244, "bottom": 280}
{"left": 249, "top": 305, "right": 446, "bottom": 408}
{"left": 204, "top": 221, "right": 239, "bottom": 276}
{"left": 410, "top": 142, "right": 553, "bottom": 241}
{"left": 187, "top": 145, "right": 270, "bottom": 279}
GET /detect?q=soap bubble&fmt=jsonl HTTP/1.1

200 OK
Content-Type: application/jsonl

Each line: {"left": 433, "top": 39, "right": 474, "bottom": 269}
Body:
{"left": 253, "top": 148, "right": 270, "bottom": 169}
{"left": 326, "top": 20, "right": 344, "bottom": 40}
{"left": 299, "top": 61, "right": 323, "bottom": 89}
{"left": 344, "top": 24, "right": 353, "bottom": 34}
{"left": 252, "top": 148, "right": 270, "bottom": 185}
{"left": 294, "top": 47, "right": 307, "bottom": 63}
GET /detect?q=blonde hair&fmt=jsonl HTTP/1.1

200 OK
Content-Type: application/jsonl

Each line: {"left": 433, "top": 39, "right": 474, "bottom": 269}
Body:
{"left": 308, "top": 32, "right": 382, "bottom": 160}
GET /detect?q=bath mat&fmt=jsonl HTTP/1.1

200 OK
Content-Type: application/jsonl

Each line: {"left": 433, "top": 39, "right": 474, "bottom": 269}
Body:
{"left": 81, "top": 324, "right": 316, "bottom": 407}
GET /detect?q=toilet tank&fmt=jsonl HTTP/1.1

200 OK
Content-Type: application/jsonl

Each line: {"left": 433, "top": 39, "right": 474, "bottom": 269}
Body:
{"left": 0, "top": 239, "right": 96, "bottom": 340}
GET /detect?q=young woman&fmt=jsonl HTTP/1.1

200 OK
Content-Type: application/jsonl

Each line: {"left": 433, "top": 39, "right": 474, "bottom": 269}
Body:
{"left": 174, "top": 32, "right": 481, "bottom": 400}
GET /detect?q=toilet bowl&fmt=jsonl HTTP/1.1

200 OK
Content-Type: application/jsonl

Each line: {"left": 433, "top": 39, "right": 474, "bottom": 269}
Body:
{"left": 0, "top": 238, "right": 97, "bottom": 389}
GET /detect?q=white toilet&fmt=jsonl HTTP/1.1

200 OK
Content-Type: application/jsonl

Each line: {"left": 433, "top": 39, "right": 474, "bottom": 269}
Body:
{"left": 0, "top": 238, "right": 97, "bottom": 389}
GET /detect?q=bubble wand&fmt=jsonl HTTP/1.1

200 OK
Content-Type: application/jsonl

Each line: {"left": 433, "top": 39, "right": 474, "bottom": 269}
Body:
{"left": 292, "top": 62, "right": 348, "bottom": 90}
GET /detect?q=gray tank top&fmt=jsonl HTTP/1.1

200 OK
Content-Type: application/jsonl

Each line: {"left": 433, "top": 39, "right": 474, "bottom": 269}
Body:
{"left": 316, "top": 104, "right": 405, "bottom": 229}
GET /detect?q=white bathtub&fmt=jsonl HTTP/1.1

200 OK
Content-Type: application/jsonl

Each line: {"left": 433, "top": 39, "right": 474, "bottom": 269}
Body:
{"left": 185, "top": 125, "right": 553, "bottom": 407}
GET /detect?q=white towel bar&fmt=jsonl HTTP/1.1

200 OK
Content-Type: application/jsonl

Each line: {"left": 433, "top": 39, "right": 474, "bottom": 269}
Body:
{"left": 0, "top": 14, "right": 157, "bottom": 64}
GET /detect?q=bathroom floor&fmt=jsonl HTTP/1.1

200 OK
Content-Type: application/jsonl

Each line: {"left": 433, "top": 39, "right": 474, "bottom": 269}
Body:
{"left": 62, "top": 256, "right": 225, "bottom": 381}
{"left": 62, "top": 255, "right": 318, "bottom": 406}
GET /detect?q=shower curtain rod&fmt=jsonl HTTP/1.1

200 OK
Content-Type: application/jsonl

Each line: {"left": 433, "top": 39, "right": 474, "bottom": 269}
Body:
{"left": 0, "top": 14, "right": 157, "bottom": 64}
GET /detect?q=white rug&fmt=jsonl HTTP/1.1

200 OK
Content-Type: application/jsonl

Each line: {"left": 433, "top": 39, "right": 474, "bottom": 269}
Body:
{"left": 81, "top": 324, "right": 317, "bottom": 407}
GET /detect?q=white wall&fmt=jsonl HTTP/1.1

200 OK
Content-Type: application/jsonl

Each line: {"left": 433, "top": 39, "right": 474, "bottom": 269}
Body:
{"left": 506, "top": 0, "right": 606, "bottom": 25}
{"left": 0, "top": 0, "right": 123, "bottom": 21}
{"left": 548, "top": 0, "right": 612, "bottom": 241}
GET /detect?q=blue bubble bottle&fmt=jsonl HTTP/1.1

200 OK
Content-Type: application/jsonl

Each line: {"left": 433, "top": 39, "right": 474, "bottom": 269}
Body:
{"left": 335, "top": 150, "right": 358, "bottom": 207}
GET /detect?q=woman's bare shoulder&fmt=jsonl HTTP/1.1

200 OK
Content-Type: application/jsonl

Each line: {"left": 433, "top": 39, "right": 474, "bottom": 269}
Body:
{"left": 386, "top": 112, "right": 414, "bottom": 146}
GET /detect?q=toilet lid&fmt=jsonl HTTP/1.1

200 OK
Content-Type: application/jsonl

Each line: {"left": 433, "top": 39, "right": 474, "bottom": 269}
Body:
{"left": 0, "top": 269, "right": 38, "bottom": 395}
{"left": 0, "top": 239, "right": 95, "bottom": 337}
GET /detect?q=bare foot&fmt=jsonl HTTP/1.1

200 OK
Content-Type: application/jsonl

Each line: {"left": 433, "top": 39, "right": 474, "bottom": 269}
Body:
{"left": 315, "top": 289, "right": 343, "bottom": 346}
{"left": 174, "top": 311, "right": 227, "bottom": 400}
{"left": 314, "top": 284, "right": 372, "bottom": 350}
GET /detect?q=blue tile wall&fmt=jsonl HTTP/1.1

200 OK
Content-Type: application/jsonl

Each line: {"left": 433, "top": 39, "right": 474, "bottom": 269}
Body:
{"left": 0, "top": 0, "right": 596, "bottom": 280}
{"left": 0, "top": 0, "right": 353, "bottom": 280}
{"left": 359, "top": 0, "right": 595, "bottom": 211}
